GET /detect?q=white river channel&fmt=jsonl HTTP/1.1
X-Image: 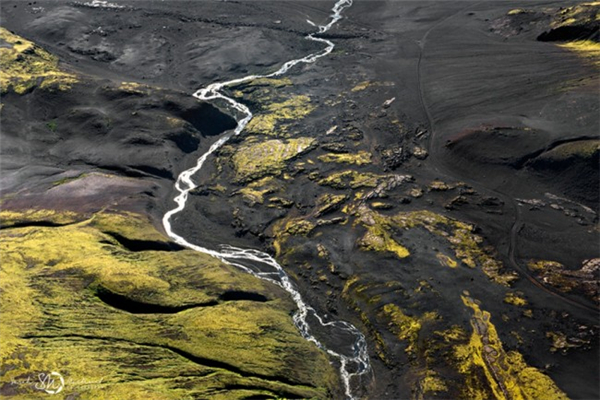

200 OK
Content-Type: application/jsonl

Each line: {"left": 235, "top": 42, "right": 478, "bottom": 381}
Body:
{"left": 162, "top": 1, "right": 370, "bottom": 398}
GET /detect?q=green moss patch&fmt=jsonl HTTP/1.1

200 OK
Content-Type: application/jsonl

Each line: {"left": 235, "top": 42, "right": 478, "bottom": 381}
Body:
{"left": 350, "top": 207, "right": 517, "bottom": 285}
{"left": 0, "top": 210, "right": 339, "bottom": 398}
{"left": 236, "top": 177, "right": 281, "bottom": 206}
{"left": 315, "top": 193, "right": 348, "bottom": 217}
{"left": 317, "top": 151, "right": 372, "bottom": 165}
{"left": 0, "top": 209, "right": 84, "bottom": 228}
{"left": 454, "top": 295, "right": 569, "bottom": 400}
{"left": 317, "top": 170, "right": 381, "bottom": 190}
{"left": 0, "top": 27, "right": 77, "bottom": 94}
{"left": 380, "top": 304, "right": 437, "bottom": 355}
{"left": 534, "top": 139, "right": 599, "bottom": 162}
{"left": 245, "top": 95, "right": 315, "bottom": 137}
{"left": 232, "top": 137, "right": 316, "bottom": 182}
{"left": 558, "top": 40, "right": 600, "bottom": 67}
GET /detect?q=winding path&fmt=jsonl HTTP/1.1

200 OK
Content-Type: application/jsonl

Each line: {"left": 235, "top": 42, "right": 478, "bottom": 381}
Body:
{"left": 162, "top": 1, "right": 370, "bottom": 398}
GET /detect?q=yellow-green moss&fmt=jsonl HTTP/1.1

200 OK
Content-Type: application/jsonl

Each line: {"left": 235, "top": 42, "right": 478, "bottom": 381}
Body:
{"left": 276, "top": 218, "right": 316, "bottom": 238}
{"left": 559, "top": 41, "right": 600, "bottom": 66}
{"left": 552, "top": 2, "right": 600, "bottom": 29}
{"left": 0, "top": 209, "right": 339, "bottom": 398}
{"left": 232, "top": 137, "right": 316, "bottom": 182}
{"left": 428, "top": 180, "right": 450, "bottom": 191}
{"left": 283, "top": 219, "right": 316, "bottom": 236}
{"left": 317, "top": 151, "right": 372, "bottom": 165}
{"left": 0, "top": 27, "right": 77, "bottom": 94}
{"left": 271, "top": 214, "right": 319, "bottom": 258}
{"left": 0, "top": 208, "right": 83, "bottom": 227}
{"left": 355, "top": 206, "right": 410, "bottom": 259}
{"left": 409, "top": 188, "right": 424, "bottom": 198}
{"left": 418, "top": 372, "right": 449, "bottom": 397}
{"left": 118, "top": 81, "right": 149, "bottom": 94}
{"left": 352, "top": 207, "right": 516, "bottom": 281}
{"left": 528, "top": 260, "right": 564, "bottom": 271}
{"left": 546, "top": 331, "right": 589, "bottom": 354}
{"left": 236, "top": 177, "right": 280, "bottom": 205}
{"left": 547, "top": 331, "right": 568, "bottom": 354}
{"left": 357, "top": 228, "right": 410, "bottom": 259}
{"left": 455, "top": 295, "right": 569, "bottom": 400}
{"left": 536, "top": 139, "right": 599, "bottom": 161}
{"left": 351, "top": 81, "right": 374, "bottom": 92}
{"left": 317, "top": 170, "right": 381, "bottom": 190}
{"left": 229, "top": 78, "right": 292, "bottom": 111}
{"left": 390, "top": 210, "right": 517, "bottom": 286}
{"left": 504, "top": 292, "right": 527, "bottom": 307}
{"left": 245, "top": 95, "right": 315, "bottom": 136}
{"left": 508, "top": 9, "right": 527, "bottom": 15}
{"left": 370, "top": 201, "right": 393, "bottom": 210}
{"left": 316, "top": 244, "right": 329, "bottom": 259}
{"left": 268, "top": 197, "right": 294, "bottom": 208}
{"left": 548, "top": 0, "right": 600, "bottom": 67}
{"left": 434, "top": 325, "right": 468, "bottom": 343}
{"left": 211, "top": 183, "right": 228, "bottom": 193}
{"left": 436, "top": 253, "right": 458, "bottom": 268}
{"left": 381, "top": 304, "right": 422, "bottom": 354}
{"left": 527, "top": 260, "right": 580, "bottom": 294}
{"left": 315, "top": 193, "right": 348, "bottom": 217}
{"left": 341, "top": 276, "right": 390, "bottom": 365}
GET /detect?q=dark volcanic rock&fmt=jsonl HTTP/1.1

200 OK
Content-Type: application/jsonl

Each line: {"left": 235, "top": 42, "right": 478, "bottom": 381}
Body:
{"left": 1, "top": 1, "right": 599, "bottom": 399}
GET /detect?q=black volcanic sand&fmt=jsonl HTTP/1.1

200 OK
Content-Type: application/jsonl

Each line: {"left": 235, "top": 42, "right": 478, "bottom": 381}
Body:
{"left": 1, "top": 1, "right": 599, "bottom": 399}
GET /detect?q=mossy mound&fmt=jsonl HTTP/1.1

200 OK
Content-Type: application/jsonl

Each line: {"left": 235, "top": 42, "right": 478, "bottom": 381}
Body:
{"left": 0, "top": 209, "right": 339, "bottom": 398}
{"left": 342, "top": 279, "right": 569, "bottom": 400}
{"left": 118, "top": 81, "right": 151, "bottom": 95}
{"left": 315, "top": 193, "right": 348, "bottom": 217}
{"left": 229, "top": 79, "right": 316, "bottom": 138}
{"left": 0, "top": 27, "right": 78, "bottom": 94}
{"left": 0, "top": 209, "right": 83, "bottom": 228}
{"left": 230, "top": 77, "right": 292, "bottom": 101}
{"left": 356, "top": 209, "right": 411, "bottom": 259}
{"left": 380, "top": 304, "right": 437, "bottom": 355}
{"left": 245, "top": 95, "right": 315, "bottom": 137}
{"left": 455, "top": 295, "right": 569, "bottom": 400}
{"left": 351, "top": 206, "right": 517, "bottom": 286}
{"left": 317, "top": 170, "right": 381, "bottom": 190}
{"left": 538, "top": 2, "right": 600, "bottom": 43}
{"left": 232, "top": 137, "right": 316, "bottom": 182}
{"left": 530, "top": 139, "right": 599, "bottom": 163}
{"left": 236, "top": 177, "right": 281, "bottom": 206}
{"left": 503, "top": 292, "right": 528, "bottom": 307}
{"left": 317, "top": 151, "right": 372, "bottom": 165}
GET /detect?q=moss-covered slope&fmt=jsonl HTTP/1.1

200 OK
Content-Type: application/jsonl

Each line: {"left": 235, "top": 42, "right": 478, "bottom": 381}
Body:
{"left": 0, "top": 209, "right": 339, "bottom": 399}
{"left": 0, "top": 27, "right": 77, "bottom": 94}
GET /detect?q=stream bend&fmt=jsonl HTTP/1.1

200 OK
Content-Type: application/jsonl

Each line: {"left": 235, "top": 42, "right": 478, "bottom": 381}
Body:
{"left": 162, "top": 1, "right": 371, "bottom": 398}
